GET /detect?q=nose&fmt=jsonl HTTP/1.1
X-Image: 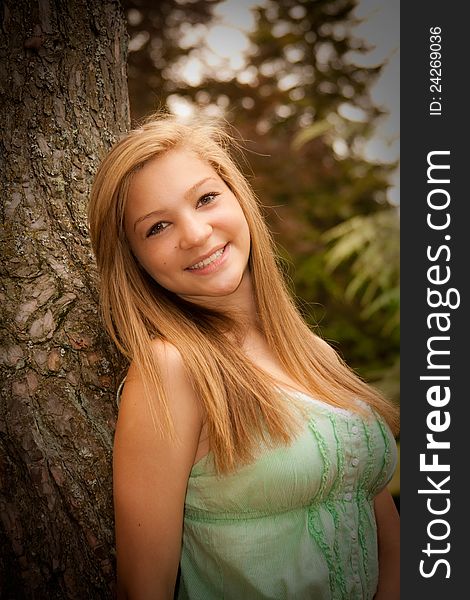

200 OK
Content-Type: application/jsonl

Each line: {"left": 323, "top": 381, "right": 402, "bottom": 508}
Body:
{"left": 178, "top": 215, "right": 212, "bottom": 250}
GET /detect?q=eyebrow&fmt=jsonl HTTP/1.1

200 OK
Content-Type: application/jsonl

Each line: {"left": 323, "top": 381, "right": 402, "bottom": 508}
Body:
{"left": 133, "top": 176, "right": 218, "bottom": 232}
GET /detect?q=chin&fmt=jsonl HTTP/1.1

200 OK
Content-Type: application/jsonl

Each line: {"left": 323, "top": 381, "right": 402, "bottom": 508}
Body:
{"left": 207, "top": 286, "right": 240, "bottom": 297}
{"left": 201, "top": 283, "right": 240, "bottom": 297}
{"left": 179, "top": 274, "right": 244, "bottom": 300}
{"left": 210, "top": 272, "right": 246, "bottom": 295}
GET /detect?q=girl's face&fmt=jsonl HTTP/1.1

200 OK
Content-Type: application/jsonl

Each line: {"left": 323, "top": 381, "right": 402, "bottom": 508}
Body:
{"left": 124, "top": 147, "right": 251, "bottom": 304}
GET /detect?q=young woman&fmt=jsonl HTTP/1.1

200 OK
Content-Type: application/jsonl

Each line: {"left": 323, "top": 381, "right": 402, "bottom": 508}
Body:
{"left": 88, "top": 113, "right": 400, "bottom": 600}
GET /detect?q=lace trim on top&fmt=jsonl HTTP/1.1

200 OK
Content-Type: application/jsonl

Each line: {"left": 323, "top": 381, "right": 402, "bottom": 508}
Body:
{"left": 306, "top": 418, "right": 348, "bottom": 599}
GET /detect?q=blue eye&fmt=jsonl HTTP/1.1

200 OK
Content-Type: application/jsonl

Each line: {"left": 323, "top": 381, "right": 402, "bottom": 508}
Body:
{"left": 147, "top": 221, "right": 169, "bottom": 237}
{"left": 197, "top": 192, "right": 219, "bottom": 207}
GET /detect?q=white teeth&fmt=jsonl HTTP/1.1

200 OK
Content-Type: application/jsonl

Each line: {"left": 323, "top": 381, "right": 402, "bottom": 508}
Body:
{"left": 188, "top": 247, "right": 225, "bottom": 270}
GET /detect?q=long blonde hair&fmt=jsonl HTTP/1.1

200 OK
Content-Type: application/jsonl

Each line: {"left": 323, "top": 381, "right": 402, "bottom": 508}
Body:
{"left": 88, "top": 112, "right": 399, "bottom": 473}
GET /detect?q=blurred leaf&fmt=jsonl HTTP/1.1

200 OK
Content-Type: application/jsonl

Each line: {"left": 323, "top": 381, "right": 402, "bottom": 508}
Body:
{"left": 323, "top": 208, "right": 399, "bottom": 319}
{"left": 292, "top": 120, "right": 332, "bottom": 150}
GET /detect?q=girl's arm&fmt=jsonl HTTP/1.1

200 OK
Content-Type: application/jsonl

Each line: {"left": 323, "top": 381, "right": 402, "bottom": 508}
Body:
{"left": 113, "top": 342, "right": 203, "bottom": 600}
{"left": 373, "top": 487, "right": 400, "bottom": 599}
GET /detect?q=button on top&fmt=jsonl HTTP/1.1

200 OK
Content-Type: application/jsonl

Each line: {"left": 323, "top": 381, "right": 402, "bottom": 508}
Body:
{"left": 344, "top": 492, "right": 352, "bottom": 501}
{"left": 351, "top": 532, "right": 357, "bottom": 541}
{"left": 351, "top": 457, "right": 359, "bottom": 467}
{"left": 351, "top": 425, "right": 359, "bottom": 434}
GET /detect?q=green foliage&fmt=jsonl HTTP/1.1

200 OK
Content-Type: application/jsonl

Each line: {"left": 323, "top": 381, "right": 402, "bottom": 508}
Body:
{"left": 321, "top": 207, "right": 400, "bottom": 402}
{"left": 323, "top": 208, "right": 399, "bottom": 331}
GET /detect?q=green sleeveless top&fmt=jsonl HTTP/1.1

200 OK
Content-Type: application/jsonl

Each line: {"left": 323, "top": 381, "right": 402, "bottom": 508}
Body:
{"left": 177, "top": 389, "right": 397, "bottom": 600}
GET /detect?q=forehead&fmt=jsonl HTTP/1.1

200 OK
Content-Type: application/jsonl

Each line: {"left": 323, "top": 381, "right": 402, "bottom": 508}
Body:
{"left": 127, "top": 147, "right": 218, "bottom": 205}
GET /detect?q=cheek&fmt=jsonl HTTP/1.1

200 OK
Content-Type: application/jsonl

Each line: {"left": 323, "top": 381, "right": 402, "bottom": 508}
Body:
{"left": 228, "top": 200, "right": 250, "bottom": 233}
{"left": 134, "top": 246, "right": 171, "bottom": 278}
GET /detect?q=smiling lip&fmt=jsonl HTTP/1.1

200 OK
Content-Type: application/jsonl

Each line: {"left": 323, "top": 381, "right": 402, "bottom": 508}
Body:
{"left": 185, "top": 243, "right": 229, "bottom": 274}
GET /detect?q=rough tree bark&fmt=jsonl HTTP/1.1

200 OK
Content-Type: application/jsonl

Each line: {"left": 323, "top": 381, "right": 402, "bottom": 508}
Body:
{"left": 0, "top": 1, "right": 130, "bottom": 597}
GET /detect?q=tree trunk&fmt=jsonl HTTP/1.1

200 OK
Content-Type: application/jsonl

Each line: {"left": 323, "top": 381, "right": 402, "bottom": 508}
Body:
{"left": 0, "top": 1, "right": 130, "bottom": 597}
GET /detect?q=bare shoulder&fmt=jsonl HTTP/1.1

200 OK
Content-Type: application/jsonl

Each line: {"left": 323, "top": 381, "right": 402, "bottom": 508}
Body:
{"left": 114, "top": 339, "right": 203, "bottom": 487}
{"left": 122, "top": 338, "right": 191, "bottom": 398}
{"left": 118, "top": 339, "right": 203, "bottom": 441}
{"left": 115, "top": 339, "right": 203, "bottom": 475}
{"left": 113, "top": 340, "right": 202, "bottom": 596}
